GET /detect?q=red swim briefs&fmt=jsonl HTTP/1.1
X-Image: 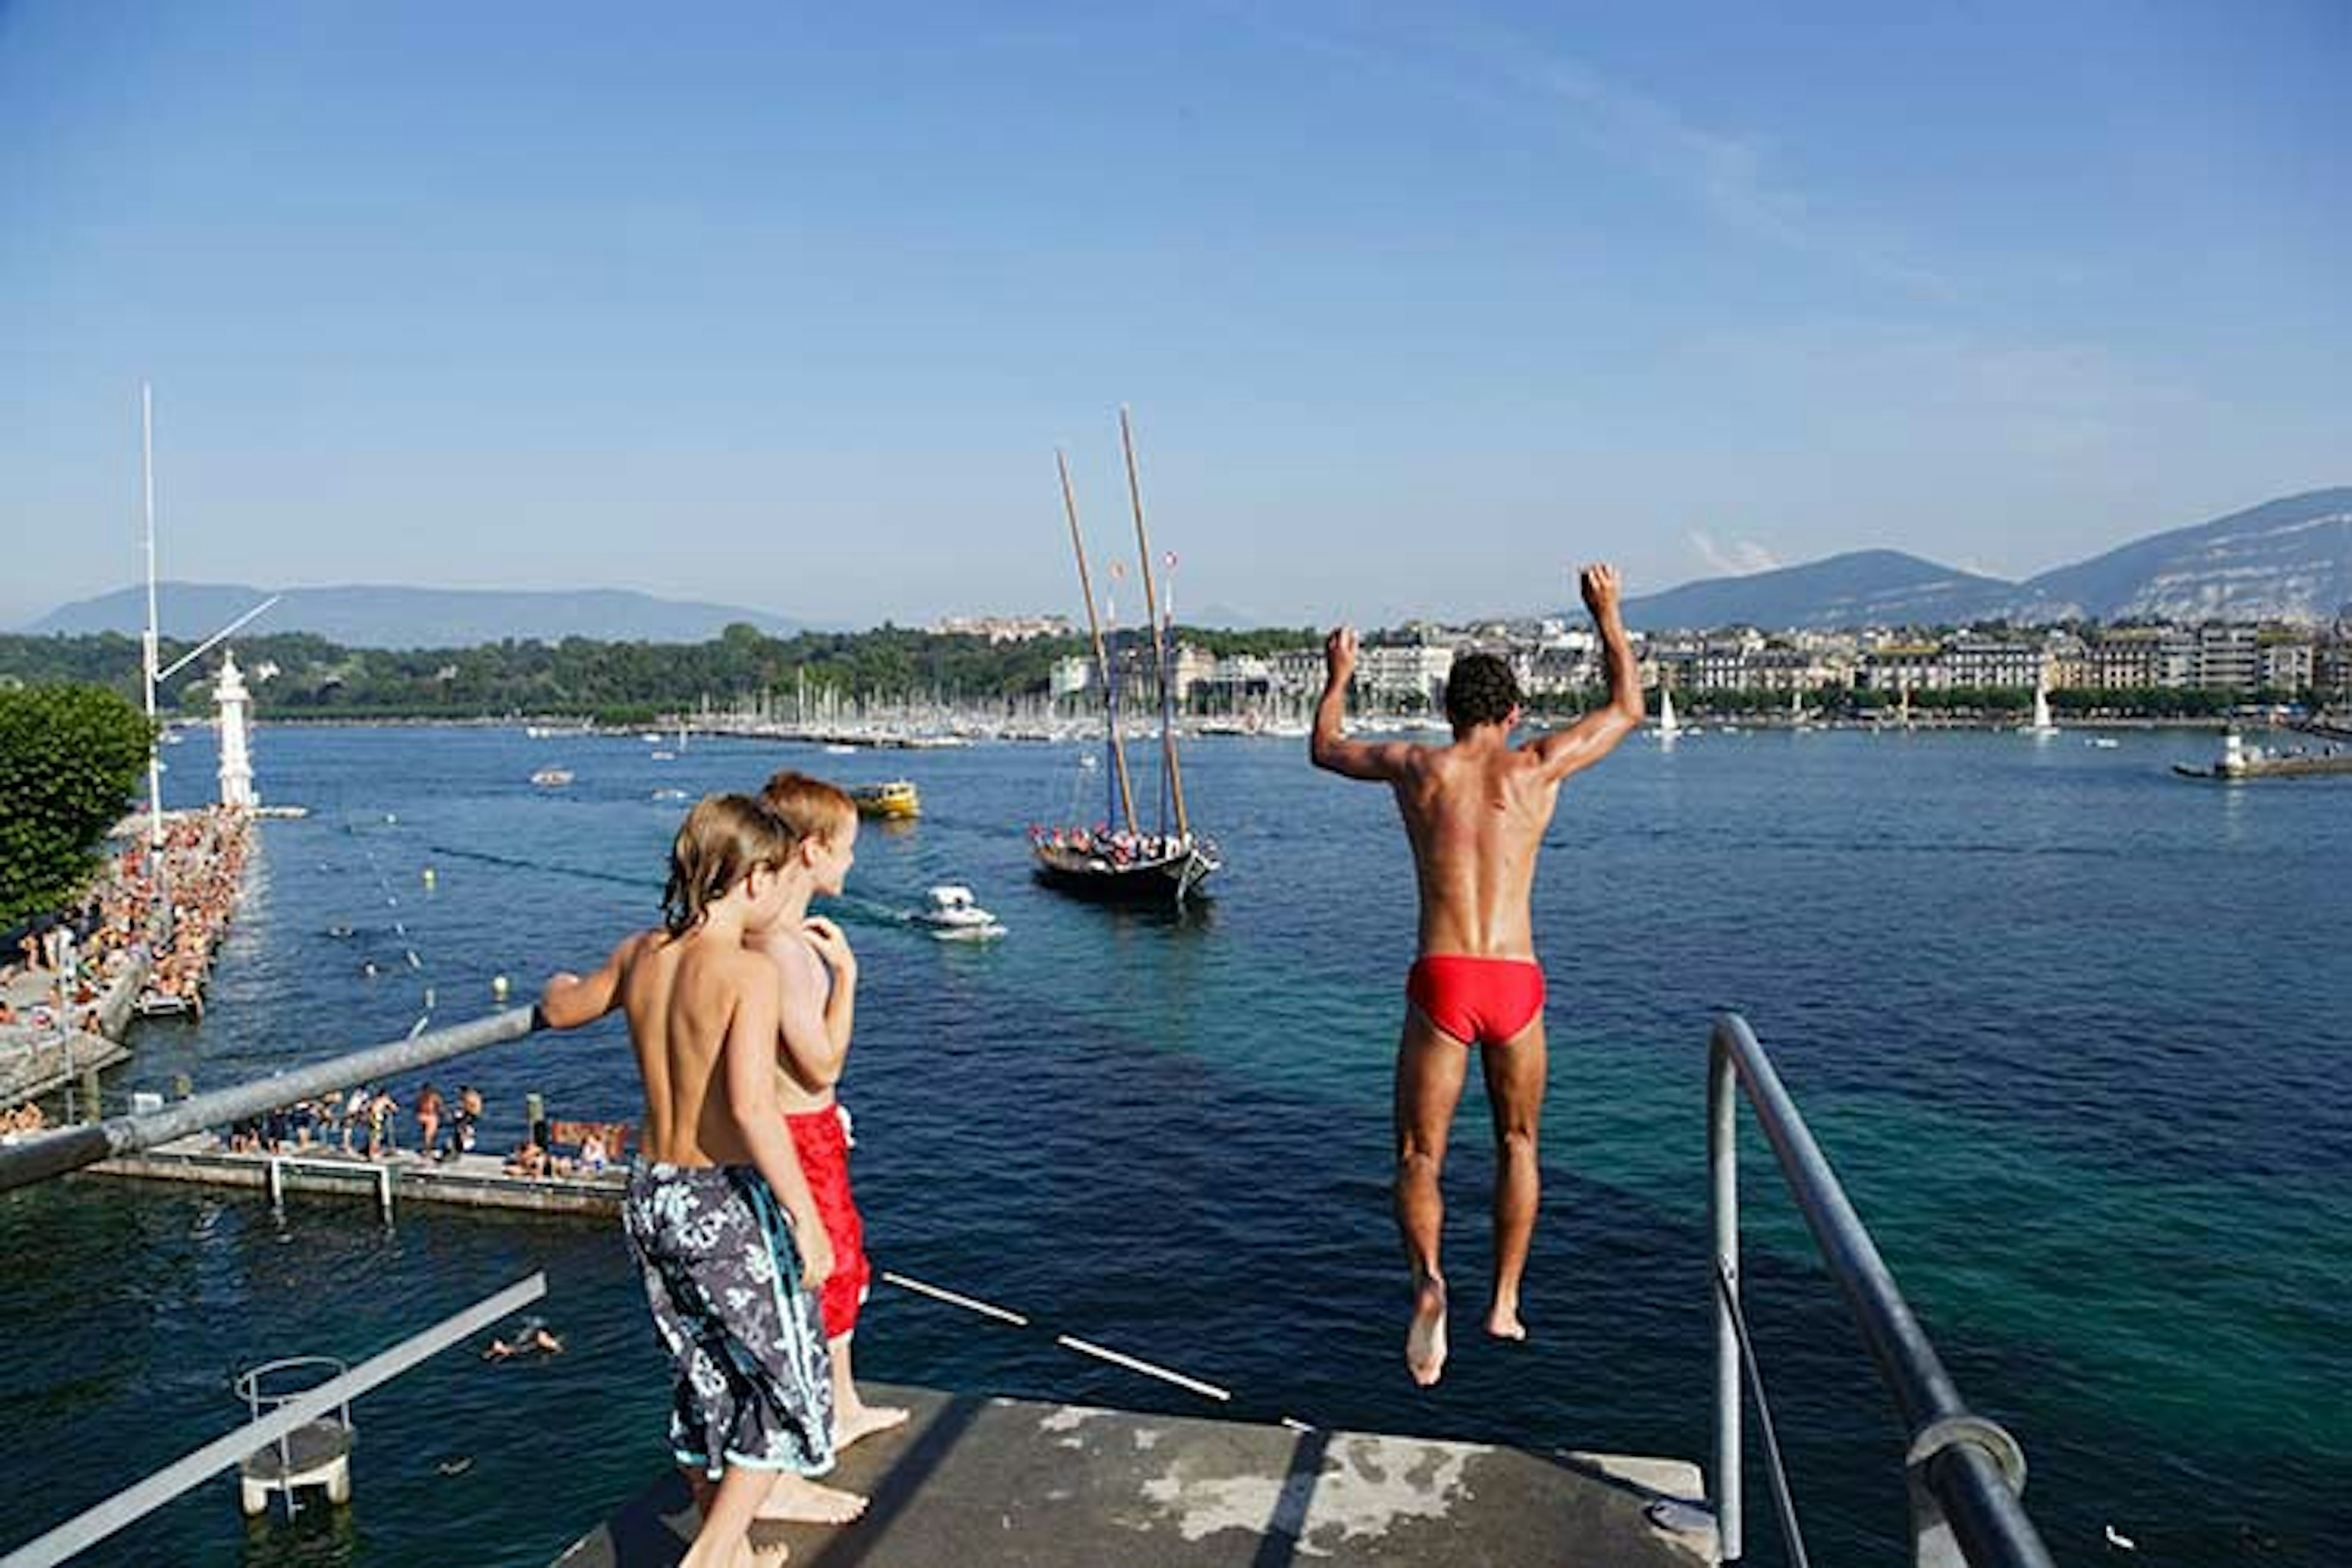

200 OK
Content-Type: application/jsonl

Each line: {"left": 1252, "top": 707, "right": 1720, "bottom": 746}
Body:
{"left": 785, "top": 1104, "right": 870, "bottom": 1340}
{"left": 1406, "top": 954, "right": 1547, "bottom": 1047}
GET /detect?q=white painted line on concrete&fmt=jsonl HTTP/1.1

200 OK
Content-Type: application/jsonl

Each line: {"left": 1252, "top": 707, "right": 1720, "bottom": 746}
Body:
{"left": 882, "top": 1270, "right": 1030, "bottom": 1327}
{"left": 1280, "top": 1417, "right": 1315, "bottom": 1433}
{"left": 1055, "top": 1335, "right": 1231, "bottom": 1401}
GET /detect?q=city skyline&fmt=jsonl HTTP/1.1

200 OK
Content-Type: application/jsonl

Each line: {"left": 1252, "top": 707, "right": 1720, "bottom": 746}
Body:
{"left": 4, "top": 3, "right": 2346, "bottom": 630}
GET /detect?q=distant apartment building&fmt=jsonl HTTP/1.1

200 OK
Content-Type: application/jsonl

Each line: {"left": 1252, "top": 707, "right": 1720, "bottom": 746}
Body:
{"left": 1858, "top": 642, "right": 1948, "bottom": 692}
{"left": 1356, "top": 642, "right": 1455, "bottom": 707}
{"left": 2193, "top": 624, "right": 2261, "bottom": 690}
{"left": 933, "top": 614, "right": 1072, "bottom": 643}
{"left": 1169, "top": 643, "right": 1216, "bottom": 703}
{"left": 1050, "top": 654, "right": 1093, "bottom": 699}
{"left": 2090, "top": 628, "right": 2195, "bottom": 690}
{"left": 1944, "top": 635, "right": 2047, "bottom": 690}
{"left": 2258, "top": 632, "right": 2315, "bottom": 693}
{"left": 1191, "top": 654, "right": 1273, "bottom": 709}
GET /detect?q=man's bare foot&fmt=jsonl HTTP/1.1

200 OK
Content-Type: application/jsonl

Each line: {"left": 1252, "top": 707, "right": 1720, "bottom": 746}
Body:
{"left": 834, "top": 1401, "right": 910, "bottom": 1452}
{"left": 1406, "top": 1277, "right": 1449, "bottom": 1387}
{"left": 755, "top": 1474, "right": 867, "bottom": 1524}
{"left": 1486, "top": 1302, "right": 1528, "bottom": 1342}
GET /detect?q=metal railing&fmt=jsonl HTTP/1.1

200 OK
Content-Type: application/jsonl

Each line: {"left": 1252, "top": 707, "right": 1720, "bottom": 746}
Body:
{"left": 2, "top": 1273, "right": 545, "bottom": 1567}
{"left": 1702, "top": 1011, "right": 2054, "bottom": 1566}
{"left": 0, "top": 1004, "right": 541, "bottom": 1194}
{"left": 0, "top": 1005, "right": 556, "bottom": 1565}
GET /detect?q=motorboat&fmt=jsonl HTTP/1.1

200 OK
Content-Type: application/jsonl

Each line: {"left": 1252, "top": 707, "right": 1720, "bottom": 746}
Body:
{"left": 851, "top": 780, "right": 921, "bottom": 820}
{"left": 913, "top": 884, "right": 1005, "bottom": 940}
{"left": 529, "top": 767, "right": 575, "bottom": 788}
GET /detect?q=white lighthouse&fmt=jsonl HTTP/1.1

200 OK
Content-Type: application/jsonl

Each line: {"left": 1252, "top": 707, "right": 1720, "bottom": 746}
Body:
{"left": 215, "top": 650, "right": 258, "bottom": 809}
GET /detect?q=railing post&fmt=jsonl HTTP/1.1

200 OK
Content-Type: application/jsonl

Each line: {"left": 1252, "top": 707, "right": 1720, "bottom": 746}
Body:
{"left": 1711, "top": 1032, "right": 1743, "bottom": 1562}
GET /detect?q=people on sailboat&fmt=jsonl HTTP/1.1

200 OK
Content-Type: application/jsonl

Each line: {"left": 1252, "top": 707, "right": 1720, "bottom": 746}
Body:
{"left": 1308, "top": 564, "right": 1645, "bottom": 1390}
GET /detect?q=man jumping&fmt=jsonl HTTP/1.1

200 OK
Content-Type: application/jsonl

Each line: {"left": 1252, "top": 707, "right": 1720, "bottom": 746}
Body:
{"left": 1310, "top": 564, "right": 1643, "bottom": 1386}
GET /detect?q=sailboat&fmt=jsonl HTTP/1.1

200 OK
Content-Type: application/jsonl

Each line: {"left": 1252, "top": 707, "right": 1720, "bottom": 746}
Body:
{"left": 2026, "top": 679, "right": 2059, "bottom": 737}
{"left": 1030, "top": 413, "right": 1221, "bottom": 907}
{"left": 1655, "top": 680, "right": 1681, "bottom": 743}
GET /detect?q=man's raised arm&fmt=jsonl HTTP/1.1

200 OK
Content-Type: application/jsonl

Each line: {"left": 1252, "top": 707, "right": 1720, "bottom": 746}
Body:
{"left": 1529, "top": 564, "right": 1646, "bottom": 781}
{"left": 1309, "top": 625, "right": 1415, "bottom": 781}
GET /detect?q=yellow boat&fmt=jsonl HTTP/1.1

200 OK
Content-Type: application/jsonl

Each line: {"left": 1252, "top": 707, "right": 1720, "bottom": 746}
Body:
{"left": 850, "top": 780, "right": 921, "bottom": 820}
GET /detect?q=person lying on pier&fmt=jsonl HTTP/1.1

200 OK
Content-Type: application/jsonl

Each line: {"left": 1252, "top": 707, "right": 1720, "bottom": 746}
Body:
{"left": 758, "top": 770, "right": 910, "bottom": 1463}
{"left": 1311, "top": 564, "right": 1645, "bottom": 1388}
{"left": 538, "top": 793, "right": 845, "bottom": 1559}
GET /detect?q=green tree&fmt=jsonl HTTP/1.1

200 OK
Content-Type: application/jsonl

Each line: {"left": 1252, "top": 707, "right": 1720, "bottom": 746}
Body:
{"left": 0, "top": 684, "right": 155, "bottom": 925}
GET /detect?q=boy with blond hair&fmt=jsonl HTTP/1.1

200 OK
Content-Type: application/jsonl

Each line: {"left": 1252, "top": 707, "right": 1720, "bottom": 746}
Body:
{"left": 541, "top": 793, "right": 837, "bottom": 1564}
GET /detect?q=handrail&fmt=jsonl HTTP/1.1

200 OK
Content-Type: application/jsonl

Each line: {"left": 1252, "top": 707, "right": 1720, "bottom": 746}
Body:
{"left": 0, "top": 1005, "right": 542, "bottom": 1194}
{"left": 1706, "top": 1012, "right": 2055, "bottom": 1567}
{"left": 1, "top": 1272, "right": 545, "bottom": 1567}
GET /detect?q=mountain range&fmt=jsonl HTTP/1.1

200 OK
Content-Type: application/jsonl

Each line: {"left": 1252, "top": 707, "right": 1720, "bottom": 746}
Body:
{"left": 19, "top": 584, "right": 808, "bottom": 647}
{"left": 19, "top": 489, "right": 2350, "bottom": 644}
{"left": 1622, "top": 488, "right": 2352, "bottom": 631}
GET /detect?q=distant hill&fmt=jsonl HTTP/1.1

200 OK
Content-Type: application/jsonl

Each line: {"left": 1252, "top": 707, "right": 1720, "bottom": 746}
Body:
{"left": 1623, "top": 549, "right": 2013, "bottom": 631}
{"left": 20, "top": 582, "right": 808, "bottom": 648}
{"left": 1622, "top": 489, "right": 2352, "bottom": 630}
{"left": 2000, "top": 488, "right": 2352, "bottom": 624}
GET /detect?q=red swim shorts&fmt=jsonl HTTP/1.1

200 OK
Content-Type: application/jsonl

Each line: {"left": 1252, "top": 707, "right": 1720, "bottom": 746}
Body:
{"left": 1406, "top": 954, "right": 1547, "bottom": 1047}
{"left": 785, "top": 1104, "right": 871, "bottom": 1340}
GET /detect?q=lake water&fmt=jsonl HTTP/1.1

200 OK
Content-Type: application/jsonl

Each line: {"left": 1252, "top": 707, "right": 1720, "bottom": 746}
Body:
{"left": 1, "top": 722, "right": 2345, "bottom": 1565}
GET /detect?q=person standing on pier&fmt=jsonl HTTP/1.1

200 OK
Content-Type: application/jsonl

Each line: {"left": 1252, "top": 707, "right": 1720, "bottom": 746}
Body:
{"left": 1310, "top": 564, "right": 1644, "bottom": 1386}
{"left": 538, "top": 794, "right": 840, "bottom": 1565}
{"left": 757, "top": 770, "right": 910, "bottom": 1458}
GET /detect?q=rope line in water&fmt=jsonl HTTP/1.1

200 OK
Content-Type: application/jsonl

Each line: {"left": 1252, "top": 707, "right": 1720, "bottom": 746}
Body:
{"left": 881, "top": 1268, "right": 1266, "bottom": 1412}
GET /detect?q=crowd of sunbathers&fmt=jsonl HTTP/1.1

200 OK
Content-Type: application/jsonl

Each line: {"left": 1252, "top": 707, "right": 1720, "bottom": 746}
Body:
{"left": 2, "top": 807, "right": 251, "bottom": 1040}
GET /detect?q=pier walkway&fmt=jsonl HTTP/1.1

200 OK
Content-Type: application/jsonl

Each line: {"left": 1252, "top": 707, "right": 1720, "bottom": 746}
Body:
{"left": 84, "top": 1133, "right": 624, "bottom": 1217}
{"left": 0, "top": 954, "right": 143, "bottom": 1109}
{"left": 557, "top": 1384, "right": 1714, "bottom": 1567}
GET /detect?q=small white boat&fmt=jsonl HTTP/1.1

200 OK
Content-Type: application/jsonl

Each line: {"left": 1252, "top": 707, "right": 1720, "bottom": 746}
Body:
{"left": 2087, "top": 736, "right": 2120, "bottom": 750}
{"left": 650, "top": 786, "right": 689, "bottom": 802}
{"left": 912, "top": 884, "right": 1005, "bottom": 940}
{"left": 649, "top": 749, "right": 676, "bottom": 761}
{"left": 530, "top": 767, "right": 575, "bottom": 788}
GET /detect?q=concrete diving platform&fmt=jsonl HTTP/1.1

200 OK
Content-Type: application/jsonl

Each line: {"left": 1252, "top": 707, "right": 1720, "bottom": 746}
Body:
{"left": 556, "top": 1384, "right": 1716, "bottom": 1566}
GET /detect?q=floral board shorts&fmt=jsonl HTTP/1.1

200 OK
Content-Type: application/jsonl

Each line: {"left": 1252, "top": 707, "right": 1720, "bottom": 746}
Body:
{"left": 622, "top": 1163, "right": 835, "bottom": 1479}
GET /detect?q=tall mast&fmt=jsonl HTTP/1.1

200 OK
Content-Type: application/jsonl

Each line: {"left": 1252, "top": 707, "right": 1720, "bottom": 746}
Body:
{"left": 1057, "top": 450, "right": 1137, "bottom": 831}
{"left": 1120, "top": 407, "right": 1189, "bottom": 840}
{"left": 141, "top": 383, "right": 164, "bottom": 854}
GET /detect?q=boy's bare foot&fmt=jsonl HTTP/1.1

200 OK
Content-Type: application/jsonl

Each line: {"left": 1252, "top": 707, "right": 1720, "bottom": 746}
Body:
{"left": 1485, "top": 1300, "right": 1528, "bottom": 1341}
{"left": 755, "top": 1474, "right": 867, "bottom": 1524}
{"left": 835, "top": 1401, "right": 910, "bottom": 1452}
{"left": 1406, "top": 1277, "right": 1449, "bottom": 1387}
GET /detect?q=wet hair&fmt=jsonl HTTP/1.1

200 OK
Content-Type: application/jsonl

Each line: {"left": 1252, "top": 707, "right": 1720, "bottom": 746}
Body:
{"left": 662, "top": 793, "right": 798, "bottom": 937}
{"left": 759, "top": 769, "right": 858, "bottom": 842}
{"left": 1444, "top": 652, "right": 1521, "bottom": 731}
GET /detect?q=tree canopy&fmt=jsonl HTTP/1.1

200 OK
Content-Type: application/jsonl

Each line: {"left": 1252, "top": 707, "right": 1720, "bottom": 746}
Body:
{"left": 0, "top": 684, "right": 154, "bottom": 926}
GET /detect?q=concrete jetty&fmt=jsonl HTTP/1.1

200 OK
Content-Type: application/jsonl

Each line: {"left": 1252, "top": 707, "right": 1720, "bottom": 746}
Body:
{"left": 556, "top": 1384, "right": 1716, "bottom": 1566}
{"left": 0, "top": 954, "right": 145, "bottom": 1109}
{"left": 83, "top": 1133, "right": 624, "bottom": 1217}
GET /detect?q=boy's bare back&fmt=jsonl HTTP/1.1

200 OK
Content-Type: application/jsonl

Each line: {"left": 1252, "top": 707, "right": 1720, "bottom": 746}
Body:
{"left": 615, "top": 927, "right": 781, "bottom": 1167}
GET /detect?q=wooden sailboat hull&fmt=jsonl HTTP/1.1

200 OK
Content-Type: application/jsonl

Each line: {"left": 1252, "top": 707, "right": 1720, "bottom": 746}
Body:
{"left": 1031, "top": 841, "right": 1219, "bottom": 904}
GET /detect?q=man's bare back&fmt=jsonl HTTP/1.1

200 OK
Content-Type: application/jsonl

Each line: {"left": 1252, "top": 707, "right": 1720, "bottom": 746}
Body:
{"left": 1310, "top": 563, "right": 1644, "bottom": 1386}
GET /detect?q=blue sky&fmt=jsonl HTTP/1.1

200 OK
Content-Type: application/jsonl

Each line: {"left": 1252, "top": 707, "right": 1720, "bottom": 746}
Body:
{"left": 3, "top": 1, "right": 2345, "bottom": 630}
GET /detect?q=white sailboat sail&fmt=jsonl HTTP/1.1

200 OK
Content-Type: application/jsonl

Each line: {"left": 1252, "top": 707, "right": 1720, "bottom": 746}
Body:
{"left": 1657, "top": 682, "right": 1679, "bottom": 741}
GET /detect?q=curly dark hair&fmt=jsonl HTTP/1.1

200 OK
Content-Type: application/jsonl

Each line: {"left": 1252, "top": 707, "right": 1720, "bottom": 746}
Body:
{"left": 1444, "top": 651, "right": 1521, "bottom": 731}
